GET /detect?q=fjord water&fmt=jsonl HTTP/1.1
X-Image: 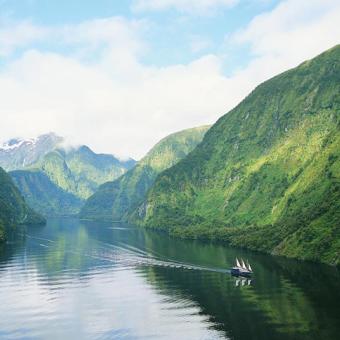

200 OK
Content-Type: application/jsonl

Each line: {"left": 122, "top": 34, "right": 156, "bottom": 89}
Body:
{"left": 0, "top": 219, "right": 339, "bottom": 340}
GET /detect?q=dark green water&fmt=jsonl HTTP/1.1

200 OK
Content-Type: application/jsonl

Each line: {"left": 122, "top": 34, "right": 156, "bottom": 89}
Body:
{"left": 0, "top": 218, "right": 339, "bottom": 339}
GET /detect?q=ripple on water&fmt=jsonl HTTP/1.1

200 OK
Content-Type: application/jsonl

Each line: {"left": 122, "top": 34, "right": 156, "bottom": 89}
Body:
{"left": 1, "top": 219, "right": 339, "bottom": 340}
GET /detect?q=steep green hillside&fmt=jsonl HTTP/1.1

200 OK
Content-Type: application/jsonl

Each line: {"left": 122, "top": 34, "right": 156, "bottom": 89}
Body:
{"left": 10, "top": 170, "right": 83, "bottom": 217}
{"left": 0, "top": 133, "right": 136, "bottom": 216}
{"left": 38, "top": 150, "right": 79, "bottom": 196}
{"left": 9, "top": 144, "right": 136, "bottom": 217}
{"left": 36, "top": 146, "right": 135, "bottom": 200}
{"left": 135, "top": 45, "right": 340, "bottom": 265}
{"left": 65, "top": 146, "right": 134, "bottom": 197}
{"left": 0, "top": 167, "right": 45, "bottom": 242}
{"left": 80, "top": 126, "right": 210, "bottom": 221}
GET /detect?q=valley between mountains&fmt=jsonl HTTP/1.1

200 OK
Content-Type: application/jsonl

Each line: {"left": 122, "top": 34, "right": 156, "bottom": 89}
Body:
{"left": 1, "top": 45, "right": 339, "bottom": 266}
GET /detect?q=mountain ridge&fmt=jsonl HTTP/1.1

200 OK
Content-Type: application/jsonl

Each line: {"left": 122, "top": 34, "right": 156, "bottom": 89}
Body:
{"left": 0, "top": 133, "right": 62, "bottom": 170}
{"left": 1, "top": 133, "right": 136, "bottom": 216}
{"left": 80, "top": 125, "right": 210, "bottom": 221}
{"left": 132, "top": 45, "right": 340, "bottom": 265}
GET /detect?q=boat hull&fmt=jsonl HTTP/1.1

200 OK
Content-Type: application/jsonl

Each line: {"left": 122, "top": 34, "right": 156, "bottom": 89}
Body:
{"left": 230, "top": 267, "right": 252, "bottom": 277}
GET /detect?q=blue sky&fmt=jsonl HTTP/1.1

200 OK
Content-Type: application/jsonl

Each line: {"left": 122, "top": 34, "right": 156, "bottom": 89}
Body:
{"left": 0, "top": 0, "right": 280, "bottom": 70}
{"left": 0, "top": 0, "right": 339, "bottom": 158}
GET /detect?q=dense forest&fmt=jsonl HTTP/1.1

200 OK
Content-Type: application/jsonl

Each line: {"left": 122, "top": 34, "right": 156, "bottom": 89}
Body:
{"left": 132, "top": 46, "right": 340, "bottom": 265}
{"left": 0, "top": 167, "right": 45, "bottom": 242}
{"left": 80, "top": 126, "right": 210, "bottom": 221}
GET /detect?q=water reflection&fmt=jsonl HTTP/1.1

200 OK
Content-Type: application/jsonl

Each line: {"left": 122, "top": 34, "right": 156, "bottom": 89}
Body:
{"left": 0, "top": 218, "right": 339, "bottom": 340}
{"left": 234, "top": 278, "right": 252, "bottom": 286}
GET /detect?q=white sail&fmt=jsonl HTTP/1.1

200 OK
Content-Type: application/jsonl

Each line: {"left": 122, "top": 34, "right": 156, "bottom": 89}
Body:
{"left": 241, "top": 259, "right": 247, "bottom": 270}
{"left": 236, "top": 258, "right": 241, "bottom": 267}
{"left": 248, "top": 263, "right": 252, "bottom": 272}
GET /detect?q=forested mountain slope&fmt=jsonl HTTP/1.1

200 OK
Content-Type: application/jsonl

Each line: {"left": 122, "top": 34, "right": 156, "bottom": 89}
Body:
{"left": 80, "top": 126, "right": 210, "bottom": 221}
{"left": 1, "top": 133, "right": 135, "bottom": 216}
{"left": 0, "top": 167, "right": 45, "bottom": 242}
{"left": 134, "top": 45, "right": 340, "bottom": 265}
{"left": 35, "top": 146, "right": 135, "bottom": 200}
{"left": 10, "top": 170, "right": 83, "bottom": 217}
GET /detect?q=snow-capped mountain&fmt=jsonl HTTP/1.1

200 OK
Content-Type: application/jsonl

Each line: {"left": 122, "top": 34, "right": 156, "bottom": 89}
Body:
{"left": 0, "top": 133, "right": 63, "bottom": 171}
{"left": 0, "top": 132, "right": 136, "bottom": 216}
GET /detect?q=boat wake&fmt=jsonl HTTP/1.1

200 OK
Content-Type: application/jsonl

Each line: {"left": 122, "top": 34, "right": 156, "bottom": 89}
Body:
{"left": 24, "top": 234, "right": 231, "bottom": 275}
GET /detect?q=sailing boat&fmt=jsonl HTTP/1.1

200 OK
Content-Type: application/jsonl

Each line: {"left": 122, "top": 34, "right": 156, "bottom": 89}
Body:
{"left": 230, "top": 257, "right": 253, "bottom": 277}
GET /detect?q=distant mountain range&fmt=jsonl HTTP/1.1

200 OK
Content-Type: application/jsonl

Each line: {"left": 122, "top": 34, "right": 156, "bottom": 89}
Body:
{"left": 80, "top": 125, "right": 210, "bottom": 221}
{"left": 0, "top": 133, "right": 62, "bottom": 170}
{"left": 0, "top": 133, "right": 136, "bottom": 216}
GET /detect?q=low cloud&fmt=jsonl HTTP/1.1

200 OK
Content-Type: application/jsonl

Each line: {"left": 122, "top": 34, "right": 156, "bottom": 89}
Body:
{"left": 0, "top": 50, "right": 237, "bottom": 159}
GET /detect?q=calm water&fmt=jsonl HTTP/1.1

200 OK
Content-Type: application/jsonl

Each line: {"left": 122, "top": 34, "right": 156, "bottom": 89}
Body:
{"left": 0, "top": 218, "right": 339, "bottom": 340}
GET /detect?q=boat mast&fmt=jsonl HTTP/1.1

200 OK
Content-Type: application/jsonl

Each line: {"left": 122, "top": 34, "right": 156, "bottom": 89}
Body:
{"left": 236, "top": 258, "right": 241, "bottom": 267}
{"left": 241, "top": 259, "right": 247, "bottom": 270}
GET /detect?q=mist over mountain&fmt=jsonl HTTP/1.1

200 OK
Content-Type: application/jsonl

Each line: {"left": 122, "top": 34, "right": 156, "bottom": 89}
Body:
{"left": 0, "top": 133, "right": 63, "bottom": 171}
{"left": 0, "top": 133, "right": 136, "bottom": 216}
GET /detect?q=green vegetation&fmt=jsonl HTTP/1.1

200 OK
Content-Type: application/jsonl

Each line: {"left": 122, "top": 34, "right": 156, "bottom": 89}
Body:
{"left": 10, "top": 169, "right": 83, "bottom": 217}
{"left": 134, "top": 45, "right": 340, "bottom": 265}
{"left": 7, "top": 144, "right": 135, "bottom": 216}
{"left": 0, "top": 167, "right": 45, "bottom": 242}
{"left": 80, "top": 126, "right": 210, "bottom": 221}
{"left": 35, "top": 146, "right": 134, "bottom": 200}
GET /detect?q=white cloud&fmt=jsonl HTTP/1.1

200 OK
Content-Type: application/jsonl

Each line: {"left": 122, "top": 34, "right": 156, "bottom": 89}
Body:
{"left": 0, "top": 0, "right": 339, "bottom": 159}
{"left": 0, "top": 17, "right": 146, "bottom": 57}
{"left": 132, "top": 0, "right": 238, "bottom": 14}
{"left": 230, "top": 0, "right": 340, "bottom": 81}
{"left": 0, "top": 50, "right": 237, "bottom": 159}
{"left": 0, "top": 20, "right": 48, "bottom": 56}
{"left": 60, "top": 17, "right": 146, "bottom": 54}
